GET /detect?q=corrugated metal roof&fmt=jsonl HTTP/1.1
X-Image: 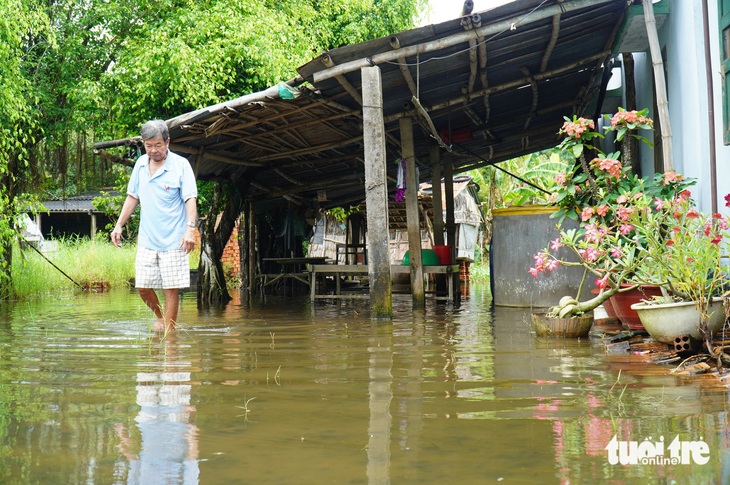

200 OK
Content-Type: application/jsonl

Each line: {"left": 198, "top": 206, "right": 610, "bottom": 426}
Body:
{"left": 94, "top": 0, "right": 628, "bottom": 209}
{"left": 41, "top": 192, "right": 119, "bottom": 213}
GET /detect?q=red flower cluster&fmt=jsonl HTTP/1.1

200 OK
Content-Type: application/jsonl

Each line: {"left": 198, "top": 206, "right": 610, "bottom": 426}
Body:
{"left": 560, "top": 117, "right": 594, "bottom": 139}
{"left": 591, "top": 157, "right": 622, "bottom": 179}
{"left": 610, "top": 110, "right": 653, "bottom": 128}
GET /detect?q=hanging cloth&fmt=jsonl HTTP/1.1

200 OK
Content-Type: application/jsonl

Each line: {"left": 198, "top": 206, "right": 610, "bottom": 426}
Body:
{"left": 395, "top": 158, "right": 406, "bottom": 202}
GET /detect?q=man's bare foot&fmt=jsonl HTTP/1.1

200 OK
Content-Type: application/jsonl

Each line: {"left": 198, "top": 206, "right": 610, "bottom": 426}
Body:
{"left": 151, "top": 319, "right": 168, "bottom": 332}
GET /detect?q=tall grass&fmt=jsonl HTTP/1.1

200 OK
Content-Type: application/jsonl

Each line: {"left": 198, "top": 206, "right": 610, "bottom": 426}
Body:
{"left": 11, "top": 238, "right": 137, "bottom": 299}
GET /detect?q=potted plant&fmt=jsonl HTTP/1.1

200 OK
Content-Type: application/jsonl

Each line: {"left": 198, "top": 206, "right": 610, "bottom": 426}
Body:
{"left": 628, "top": 192, "right": 730, "bottom": 346}
{"left": 528, "top": 109, "right": 695, "bottom": 336}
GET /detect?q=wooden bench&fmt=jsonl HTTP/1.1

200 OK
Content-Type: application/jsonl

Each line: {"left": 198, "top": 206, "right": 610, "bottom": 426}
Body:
{"left": 309, "top": 264, "right": 460, "bottom": 302}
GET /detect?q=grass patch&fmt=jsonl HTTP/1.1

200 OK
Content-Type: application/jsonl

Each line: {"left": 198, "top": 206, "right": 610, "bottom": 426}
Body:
{"left": 12, "top": 238, "right": 137, "bottom": 299}
{"left": 469, "top": 261, "right": 490, "bottom": 284}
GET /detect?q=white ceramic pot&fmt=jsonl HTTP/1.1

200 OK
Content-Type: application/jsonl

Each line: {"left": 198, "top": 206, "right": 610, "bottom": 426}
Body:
{"left": 630, "top": 297, "right": 727, "bottom": 343}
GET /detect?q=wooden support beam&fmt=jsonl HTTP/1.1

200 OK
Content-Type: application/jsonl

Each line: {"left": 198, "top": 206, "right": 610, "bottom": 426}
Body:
{"left": 461, "top": 15, "right": 478, "bottom": 94}
{"left": 389, "top": 36, "right": 418, "bottom": 97}
{"left": 520, "top": 67, "right": 538, "bottom": 132}
{"left": 193, "top": 146, "right": 204, "bottom": 178}
{"left": 401, "top": 116, "right": 425, "bottom": 307}
{"left": 171, "top": 144, "right": 264, "bottom": 167}
{"left": 248, "top": 201, "right": 257, "bottom": 295}
{"left": 323, "top": 53, "right": 364, "bottom": 106}
{"left": 430, "top": 145, "right": 444, "bottom": 246}
{"left": 443, "top": 152, "right": 459, "bottom": 300}
{"left": 252, "top": 135, "right": 364, "bottom": 163}
{"left": 443, "top": 153, "right": 456, "bottom": 264}
{"left": 540, "top": 14, "right": 562, "bottom": 73}
{"left": 361, "top": 66, "right": 392, "bottom": 319}
{"left": 470, "top": 13, "right": 491, "bottom": 123}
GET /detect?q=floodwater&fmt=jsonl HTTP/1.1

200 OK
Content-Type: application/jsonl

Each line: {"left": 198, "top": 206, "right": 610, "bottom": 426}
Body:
{"left": 1, "top": 286, "right": 729, "bottom": 484}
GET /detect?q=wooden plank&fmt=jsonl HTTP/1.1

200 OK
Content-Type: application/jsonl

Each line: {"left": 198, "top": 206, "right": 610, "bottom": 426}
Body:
{"left": 310, "top": 264, "right": 369, "bottom": 274}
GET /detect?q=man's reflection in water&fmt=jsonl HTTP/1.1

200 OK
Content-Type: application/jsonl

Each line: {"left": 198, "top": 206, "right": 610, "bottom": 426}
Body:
{"left": 116, "top": 335, "right": 199, "bottom": 484}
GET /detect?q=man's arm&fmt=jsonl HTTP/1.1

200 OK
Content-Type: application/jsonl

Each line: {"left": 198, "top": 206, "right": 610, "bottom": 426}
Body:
{"left": 110, "top": 195, "right": 139, "bottom": 247}
{"left": 180, "top": 197, "right": 197, "bottom": 254}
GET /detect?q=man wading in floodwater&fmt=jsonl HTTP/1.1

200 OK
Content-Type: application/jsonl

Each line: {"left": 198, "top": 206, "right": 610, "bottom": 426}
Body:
{"left": 111, "top": 120, "right": 198, "bottom": 332}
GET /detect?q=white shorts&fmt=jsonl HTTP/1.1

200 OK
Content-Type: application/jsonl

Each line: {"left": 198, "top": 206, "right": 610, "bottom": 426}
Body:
{"left": 135, "top": 247, "right": 190, "bottom": 289}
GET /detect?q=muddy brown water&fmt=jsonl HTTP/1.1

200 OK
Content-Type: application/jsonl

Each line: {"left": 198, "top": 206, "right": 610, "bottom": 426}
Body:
{"left": 0, "top": 286, "right": 728, "bottom": 484}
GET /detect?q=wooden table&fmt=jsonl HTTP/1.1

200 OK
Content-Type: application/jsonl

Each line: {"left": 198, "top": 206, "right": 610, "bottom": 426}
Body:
{"left": 260, "top": 257, "right": 328, "bottom": 290}
{"left": 309, "top": 264, "right": 460, "bottom": 302}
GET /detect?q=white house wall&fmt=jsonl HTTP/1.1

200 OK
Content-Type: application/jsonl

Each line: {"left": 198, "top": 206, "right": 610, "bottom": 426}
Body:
{"left": 707, "top": 0, "right": 730, "bottom": 213}
{"left": 643, "top": 0, "right": 730, "bottom": 213}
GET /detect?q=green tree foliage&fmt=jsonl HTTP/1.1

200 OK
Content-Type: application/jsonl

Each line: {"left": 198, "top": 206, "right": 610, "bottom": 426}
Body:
{"left": 0, "top": 1, "right": 49, "bottom": 298}
{"left": 2, "top": 0, "right": 425, "bottom": 298}
{"left": 479, "top": 149, "right": 574, "bottom": 209}
{"left": 93, "top": 0, "right": 427, "bottom": 134}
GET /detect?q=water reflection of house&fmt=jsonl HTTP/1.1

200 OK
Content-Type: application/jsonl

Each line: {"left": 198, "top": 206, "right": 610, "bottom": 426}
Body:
{"left": 31, "top": 192, "right": 116, "bottom": 240}
{"left": 308, "top": 175, "right": 484, "bottom": 272}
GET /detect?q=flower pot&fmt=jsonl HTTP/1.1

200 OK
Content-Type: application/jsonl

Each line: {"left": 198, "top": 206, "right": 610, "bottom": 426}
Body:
{"left": 630, "top": 297, "right": 727, "bottom": 344}
{"left": 608, "top": 285, "right": 663, "bottom": 331}
{"left": 531, "top": 312, "right": 594, "bottom": 338}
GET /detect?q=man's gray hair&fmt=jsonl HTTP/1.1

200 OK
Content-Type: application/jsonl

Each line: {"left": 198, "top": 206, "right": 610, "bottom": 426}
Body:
{"left": 140, "top": 119, "right": 169, "bottom": 141}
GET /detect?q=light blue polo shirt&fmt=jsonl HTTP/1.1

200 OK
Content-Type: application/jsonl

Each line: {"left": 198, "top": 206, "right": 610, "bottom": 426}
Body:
{"left": 128, "top": 150, "right": 197, "bottom": 251}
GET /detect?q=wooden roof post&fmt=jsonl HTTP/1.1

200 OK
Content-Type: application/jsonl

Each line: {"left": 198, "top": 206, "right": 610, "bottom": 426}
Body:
{"left": 444, "top": 152, "right": 456, "bottom": 262}
{"left": 443, "top": 151, "right": 459, "bottom": 299}
{"left": 362, "top": 66, "right": 393, "bottom": 319}
{"left": 431, "top": 145, "right": 444, "bottom": 246}
{"left": 401, "top": 116, "right": 425, "bottom": 307}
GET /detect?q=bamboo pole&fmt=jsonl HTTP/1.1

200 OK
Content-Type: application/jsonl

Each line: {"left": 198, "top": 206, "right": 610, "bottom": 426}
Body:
{"left": 362, "top": 66, "right": 393, "bottom": 319}
{"left": 643, "top": 0, "right": 673, "bottom": 171}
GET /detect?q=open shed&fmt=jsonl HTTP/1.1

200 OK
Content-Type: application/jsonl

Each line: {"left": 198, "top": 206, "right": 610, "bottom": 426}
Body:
{"left": 32, "top": 192, "right": 116, "bottom": 240}
{"left": 94, "top": 0, "right": 631, "bottom": 314}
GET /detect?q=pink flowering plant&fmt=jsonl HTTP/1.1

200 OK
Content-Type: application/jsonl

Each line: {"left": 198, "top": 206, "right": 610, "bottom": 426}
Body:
{"left": 529, "top": 108, "right": 712, "bottom": 319}
{"left": 551, "top": 108, "right": 673, "bottom": 226}
{"left": 631, "top": 192, "right": 730, "bottom": 313}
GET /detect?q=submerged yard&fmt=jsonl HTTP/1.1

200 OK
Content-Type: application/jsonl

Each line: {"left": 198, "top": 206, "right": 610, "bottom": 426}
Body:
{"left": 0, "top": 286, "right": 727, "bottom": 484}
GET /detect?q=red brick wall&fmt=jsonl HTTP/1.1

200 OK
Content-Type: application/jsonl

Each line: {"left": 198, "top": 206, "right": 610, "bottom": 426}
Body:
{"left": 193, "top": 216, "right": 241, "bottom": 279}
{"left": 221, "top": 219, "right": 240, "bottom": 277}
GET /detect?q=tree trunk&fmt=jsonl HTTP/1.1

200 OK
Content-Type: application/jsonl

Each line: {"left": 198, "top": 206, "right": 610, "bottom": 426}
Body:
{"left": 0, "top": 153, "right": 19, "bottom": 300}
{"left": 0, "top": 239, "right": 12, "bottom": 299}
{"left": 196, "top": 180, "right": 249, "bottom": 306}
